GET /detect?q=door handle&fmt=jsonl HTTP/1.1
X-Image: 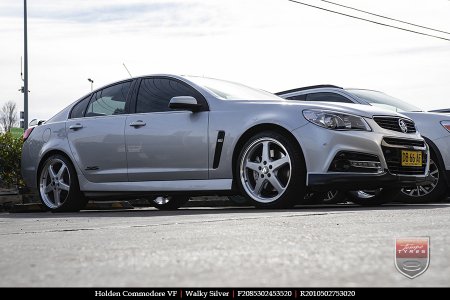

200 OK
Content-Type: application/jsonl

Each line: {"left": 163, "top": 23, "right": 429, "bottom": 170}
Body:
{"left": 129, "top": 120, "right": 146, "bottom": 127}
{"left": 69, "top": 123, "right": 83, "bottom": 130}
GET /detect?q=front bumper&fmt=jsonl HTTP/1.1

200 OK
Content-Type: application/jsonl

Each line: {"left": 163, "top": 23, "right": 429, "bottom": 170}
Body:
{"left": 291, "top": 122, "right": 430, "bottom": 190}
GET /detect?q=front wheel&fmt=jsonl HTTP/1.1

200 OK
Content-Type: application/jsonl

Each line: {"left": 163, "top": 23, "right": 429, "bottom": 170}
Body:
{"left": 347, "top": 188, "right": 398, "bottom": 206}
{"left": 398, "top": 158, "right": 448, "bottom": 203}
{"left": 148, "top": 196, "right": 189, "bottom": 210}
{"left": 38, "top": 154, "right": 87, "bottom": 212}
{"left": 236, "top": 131, "right": 306, "bottom": 208}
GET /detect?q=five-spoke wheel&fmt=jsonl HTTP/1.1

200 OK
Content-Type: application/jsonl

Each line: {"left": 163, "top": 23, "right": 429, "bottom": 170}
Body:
{"left": 38, "top": 154, "right": 87, "bottom": 212}
{"left": 237, "top": 131, "right": 306, "bottom": 208}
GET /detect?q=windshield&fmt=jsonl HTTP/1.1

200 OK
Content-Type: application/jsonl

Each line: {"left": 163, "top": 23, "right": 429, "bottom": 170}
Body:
{"left": 185, "top": 76, "right": 283, "bottom": 101}
{"left": 346, "top": 89, "right": 422, "bottom": 112}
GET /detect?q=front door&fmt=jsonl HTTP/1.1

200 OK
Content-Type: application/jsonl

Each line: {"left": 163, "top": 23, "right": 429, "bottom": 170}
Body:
{"left": 125, "top": 77, "right": 209, "bottom": 181}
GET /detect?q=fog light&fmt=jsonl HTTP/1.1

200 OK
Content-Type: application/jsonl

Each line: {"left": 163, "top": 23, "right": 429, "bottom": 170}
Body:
{"left": 349, "top": 160, "right": 382, "bottom": 171}
{"left": 329, "top": 151, "right": 382, "bottom": 173}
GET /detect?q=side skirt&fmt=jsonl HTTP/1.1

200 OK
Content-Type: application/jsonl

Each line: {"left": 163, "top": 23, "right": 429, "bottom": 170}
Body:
{"left": 78, "top": 177, "right": 232, "bottom": 192}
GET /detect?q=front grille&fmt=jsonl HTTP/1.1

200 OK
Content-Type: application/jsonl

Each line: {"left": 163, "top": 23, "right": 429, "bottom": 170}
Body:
{"left": 381, "top": 138, "right": 427, "bottom": 175}
{"left": 383, "top": 138, "right": 425, "bottom": 147}
{"left": 374, "top": 116, "right": 416, "bottom": 133}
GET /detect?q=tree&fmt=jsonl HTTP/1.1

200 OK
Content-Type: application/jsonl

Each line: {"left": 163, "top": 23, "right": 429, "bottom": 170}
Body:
{"left": 0, "top": 101, "right": 18, "bottom": 133}
{"left": 0, "top": 132, "right": 24, "bottom": 188}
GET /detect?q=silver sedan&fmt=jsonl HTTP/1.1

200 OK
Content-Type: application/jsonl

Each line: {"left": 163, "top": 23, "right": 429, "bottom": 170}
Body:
{"left": 22, "top": 75, "right": 430, "bottom": 211}
{"left": 278, "top": 85, "right": 450, "bottom": 203}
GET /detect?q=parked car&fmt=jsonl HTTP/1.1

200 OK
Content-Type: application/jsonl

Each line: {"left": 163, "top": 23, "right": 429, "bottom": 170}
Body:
{"left": 277, "top": 85, "right": 450, "bottom": 203}
{"left": 429, "top": 108, "right": 450, "bottom": 114}
{"left": 22, "top": 76, "right": 430, "bottom": 212}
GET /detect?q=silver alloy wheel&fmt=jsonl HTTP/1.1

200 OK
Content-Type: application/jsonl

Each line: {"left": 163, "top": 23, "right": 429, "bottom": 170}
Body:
{"left": 352, "top": 189, "right": 382, "bottom": 199}
{"left": 153, "top": 196, "right": 171, "bottom": 205}
{"left": 324, "top": 190, "right": 339, "bottom": 202}
{"left": 39, "top": 158, "right": 71, "bottom": 209}
{"left": 401, "top": 159, "right": 439, "bottom": 197}
{"left": 240, "top": 137, "right": 292, "bottom": 203}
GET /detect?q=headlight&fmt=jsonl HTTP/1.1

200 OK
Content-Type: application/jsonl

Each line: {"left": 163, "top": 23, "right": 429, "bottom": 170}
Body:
{"left": 441, "top": 121, "right": 450, "bottom": 133}
{"left": 303, "top": 109, "right": 371, "bottom": 131}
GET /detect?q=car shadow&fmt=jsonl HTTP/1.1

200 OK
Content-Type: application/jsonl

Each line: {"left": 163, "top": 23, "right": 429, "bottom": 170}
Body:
{"left": 3, "top": 202, "right": 449, "bottom": 219}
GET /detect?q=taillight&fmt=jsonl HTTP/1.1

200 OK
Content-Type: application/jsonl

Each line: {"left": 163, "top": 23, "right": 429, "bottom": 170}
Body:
{"left": 441, "top": 121, "right": 450, "bottom": 133}
{"left": 23, "top": 127, "right": 34, "bottom": 141}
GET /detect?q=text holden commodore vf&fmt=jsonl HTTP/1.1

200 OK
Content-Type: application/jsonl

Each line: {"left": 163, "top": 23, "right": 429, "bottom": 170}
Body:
{"left": 21, "top": 75, "right": 430, "bottom": 211}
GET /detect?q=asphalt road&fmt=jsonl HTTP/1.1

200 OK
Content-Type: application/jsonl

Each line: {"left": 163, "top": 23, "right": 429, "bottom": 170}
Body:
{"left": 1, "top": 202, "right": 449, "bottom": 287}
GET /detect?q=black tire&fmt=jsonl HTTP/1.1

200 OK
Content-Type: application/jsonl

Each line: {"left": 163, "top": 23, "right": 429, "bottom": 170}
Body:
{"left": 347, "top": 188, "right": 399, "bottom": 206}
{"left": 397, "top": 156, "right": 448, "bottom": 203}
{"left": 235, "top": 131, "right": 306, "bottom": 208}
{"left": 38, "top": 154, "right": 88, "bottom": 212}
{"left": 148, "top": 196, "right": 189, "bottom": 210}
{"left": 227, "top": 195, "right": 249, "bottom": 205}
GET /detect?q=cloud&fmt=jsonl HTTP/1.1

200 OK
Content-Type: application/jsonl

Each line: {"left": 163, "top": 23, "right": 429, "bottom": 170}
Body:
{"left": 1, "top": 0, "right": 450, "bottom": 120}
{"left": 0, "top": 1, "right": 217, "bottom": 29}
{"left": 380, "top": 45, "right": 450, "bottom": 56}
{"left": 31, "top": 2, "right": 197, "bottom": 24}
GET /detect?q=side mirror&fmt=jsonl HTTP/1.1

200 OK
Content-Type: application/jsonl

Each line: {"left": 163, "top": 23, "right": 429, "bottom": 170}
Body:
{"left": 169, "top": 96, "right": 202, "bottom": 112}
{"left": 29, "top": 119, "right": 38, "bottom": 127}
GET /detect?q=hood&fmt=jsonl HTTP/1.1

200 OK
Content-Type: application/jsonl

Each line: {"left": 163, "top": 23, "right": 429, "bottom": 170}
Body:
{"left": 402, "top": 111, "right": 450, "bottom": 124}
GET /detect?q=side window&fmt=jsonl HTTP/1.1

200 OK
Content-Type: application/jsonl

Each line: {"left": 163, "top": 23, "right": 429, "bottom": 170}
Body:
{"left": 85, "top": 81, "right": 131, "bottom": 117}
{"left": 286, "top": 94, "right": 307, "bottom": 101}
{"left": 136, "top": 78, "right": 203, "bottom": 113}
{"left": 306, "top": 92, "right": 353, "bottom": 103}
{"left": 70, "top": 95, "right": 91, "bottom": 119}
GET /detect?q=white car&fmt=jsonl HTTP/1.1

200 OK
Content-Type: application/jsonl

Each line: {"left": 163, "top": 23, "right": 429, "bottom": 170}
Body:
{"left": 278, "top": 85, "right": 450, "bottom": 203}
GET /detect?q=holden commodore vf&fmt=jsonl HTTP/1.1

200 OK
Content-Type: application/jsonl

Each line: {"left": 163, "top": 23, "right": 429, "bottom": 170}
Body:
{"left": 278, "top": 85, "right": 450, "bottom": 203}
{"left": 22, "top": 75, "right": 430, "bottom": 211}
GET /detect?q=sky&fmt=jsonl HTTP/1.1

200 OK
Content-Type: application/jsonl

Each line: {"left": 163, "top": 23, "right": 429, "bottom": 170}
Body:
{"left": 0, "top": 0, "right": 449, "bottom": 122}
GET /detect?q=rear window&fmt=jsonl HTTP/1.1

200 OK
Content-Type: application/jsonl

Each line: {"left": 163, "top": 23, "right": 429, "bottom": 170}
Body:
{"left": 70, "top": 95, "right": 91, "bottom": 119}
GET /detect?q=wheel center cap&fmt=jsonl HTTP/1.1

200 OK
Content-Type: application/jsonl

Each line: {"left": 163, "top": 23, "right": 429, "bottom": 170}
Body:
{"left": 261, "top": 166, "right": 269, "bottom": 174}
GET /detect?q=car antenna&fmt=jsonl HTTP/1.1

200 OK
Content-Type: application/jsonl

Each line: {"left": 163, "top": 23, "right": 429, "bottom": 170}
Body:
{"left": 123, "top": 63, "right": 133, "bottom": 78}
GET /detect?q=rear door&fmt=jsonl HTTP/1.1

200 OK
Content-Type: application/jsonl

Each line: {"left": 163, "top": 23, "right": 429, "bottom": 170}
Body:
{"left": 66, "top": 81, "right": 133, "bottom": 182}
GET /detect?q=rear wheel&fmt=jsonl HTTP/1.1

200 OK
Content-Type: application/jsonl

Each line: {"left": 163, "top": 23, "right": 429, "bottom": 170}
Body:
{"left": 347, "top": 188, "right": 398, "bottom": 206}
{"left": 38, "top": 154, "right": 87, "bottom": 212}
{"left": 148, "top": 196, "right": 189, "bottom": 210}
{"left": 398, "top": 158, "right": 448, "bottom": 203}
{"left": 236, "top": 131, "right": 306, "bottom": 208}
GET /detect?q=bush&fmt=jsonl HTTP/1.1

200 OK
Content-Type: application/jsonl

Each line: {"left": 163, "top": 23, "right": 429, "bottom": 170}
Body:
{"left": 0, "top": 132, "right": 24, "bottom": 188}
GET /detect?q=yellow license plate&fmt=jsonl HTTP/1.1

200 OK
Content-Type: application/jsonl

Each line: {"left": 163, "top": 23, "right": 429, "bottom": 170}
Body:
{"left": 401, "top": 151, "right": 423, "bottom": 167}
